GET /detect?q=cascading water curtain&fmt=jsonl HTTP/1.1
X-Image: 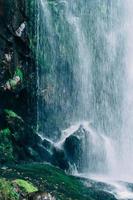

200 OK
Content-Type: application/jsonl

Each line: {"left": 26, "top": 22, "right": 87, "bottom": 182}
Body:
{"left": 36, "top": 0, "right": 133, "bottom": 181}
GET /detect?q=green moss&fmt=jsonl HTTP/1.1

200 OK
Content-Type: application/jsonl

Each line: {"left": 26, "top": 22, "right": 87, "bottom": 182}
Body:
{"left": 4, "top": 68, "right": 23, "bottom": 90}
{"left": 4, "top": 109, "right": 18, "bottom": 118}
{"left": 0, "top": 164, "right": 116, "bottom": 200}
{"left": 0, "top": 128, "right": 11, "bottom": 137}
{"left": 14, "top": 68, "right": 23, "bottom": 81}
{"left": 0, "top": 179, "right": 19, "bottom": 200}
{"left": 4, "top": 109, "right": 23, "bottom": 121}
{"left": 14, "top": 179, "right": 38, "bottom": 193}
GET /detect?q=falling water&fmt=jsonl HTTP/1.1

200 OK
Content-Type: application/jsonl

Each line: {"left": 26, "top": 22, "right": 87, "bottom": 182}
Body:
{"left": 64, "top": 2, "right": 92, "bottom": 120}
{"left": 36, "top": 0, "right": 133, "bottom": 198}
{"left": 118, "top": 0, "right": 133, "bottom": 181}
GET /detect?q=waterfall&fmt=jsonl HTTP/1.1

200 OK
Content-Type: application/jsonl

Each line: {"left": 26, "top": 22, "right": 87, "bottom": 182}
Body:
{"left": 64, "top": 2, "right": 92, "bottom": 120}
{"left": 118, "top": 0, "right": 133, "bottom": 181}
{"left": 36, "top": 0, "right": 133, "bottom": 196}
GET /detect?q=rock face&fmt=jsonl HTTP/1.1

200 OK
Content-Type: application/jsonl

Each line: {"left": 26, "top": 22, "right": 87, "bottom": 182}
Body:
{"left": 0, "top": 0, "right": 90, "bottom": 173}
{"left": 0, "top": 0, "right": 37, "bottom": 163}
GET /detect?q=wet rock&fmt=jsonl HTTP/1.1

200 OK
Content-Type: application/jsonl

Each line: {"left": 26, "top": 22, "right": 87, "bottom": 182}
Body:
{"left": 0, "top": 128, "right": 14, "bottom": 163}
{"left": 15, "top": 21, "right": 26, "bottom": 37}
{"left": 63, "top": 125, "right": 89, "bottom": 171}
{"left": 25, "top": 147, "right": 40, "bottom": 161}
{"left": 42, "top": 138, "right": 54, "bottom": 151}
{"left": 52, "top": 147, "right": 69, "bottom": 170}
{"left": 34, "top": 144, "right": 52, "bottom": 162}
{"left": 29, "top": 133, "right": 42, "bottom": 147}
{"left": 28, "top": 192, "right": 56, "bottom": 200}
{"left": 0, "top": 0, "right": 4, "bottom": 16}
{"left": 42, "top": 138, "right": 55, "bottom": 160}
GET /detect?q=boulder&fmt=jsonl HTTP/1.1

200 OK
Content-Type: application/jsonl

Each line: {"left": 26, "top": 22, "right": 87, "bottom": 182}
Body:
{"left": 63, "top": 125, "right": 89, "bottom": 171}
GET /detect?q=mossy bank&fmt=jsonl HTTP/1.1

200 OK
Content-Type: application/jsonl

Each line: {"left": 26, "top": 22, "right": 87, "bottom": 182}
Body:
{"left": 0, "top": 163, "right": 116, "bottom": 200}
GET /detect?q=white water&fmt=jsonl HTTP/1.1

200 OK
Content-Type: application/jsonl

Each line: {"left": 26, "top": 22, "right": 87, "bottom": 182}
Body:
{"left": 87, "top": 174, "right": 133, "bottom": 200}
{"left": 36, "top": 0, "right": 133, "bottom": 199}
{"left": 59, "top": 122, "right": 133, "bottom": 199}
{"left": 65, "top": 2, "right": 92, "bottom": 120}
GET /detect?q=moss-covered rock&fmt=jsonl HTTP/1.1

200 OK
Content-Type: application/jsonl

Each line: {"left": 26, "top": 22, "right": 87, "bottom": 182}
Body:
{"left": 0, "top": 107, "right": 55, "bottom": 164}
{"left": 0, "top": 128, "right": 11, "bottom": 137}
{"left": 13, "top": 179, "right": 38, "bottom": 194}
{"left": 4, "top": 109, "right": 23, "bottom": 121}
{"left": 14, "top": 68, "right": 23, "bottom": 81}
{"left": 3, "top": 67, "right": 24, "bottom": 91}
{"left": 0, "top": 164, "right": 117, "bottom": 200}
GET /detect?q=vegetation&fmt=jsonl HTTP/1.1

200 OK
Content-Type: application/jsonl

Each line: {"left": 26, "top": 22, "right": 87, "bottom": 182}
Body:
{"left": 0, "top": 179, "right": 19, "bottom": 200}
{"left": 0, "top": 164, "right": 116, "bottom": 200}
{"left": 13, "top": 179, "right": 38, "bottom": 194}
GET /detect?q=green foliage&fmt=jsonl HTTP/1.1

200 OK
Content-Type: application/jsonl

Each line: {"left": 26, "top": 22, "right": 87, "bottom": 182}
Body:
{"left": 0, "top": 179, "right": 19, "bottom": 200}
{"left": 14, "top": 179, "right": 38, "bottom": 194}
